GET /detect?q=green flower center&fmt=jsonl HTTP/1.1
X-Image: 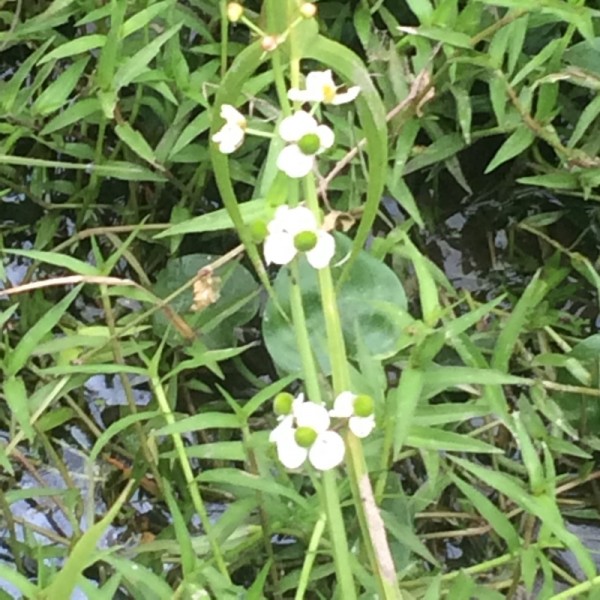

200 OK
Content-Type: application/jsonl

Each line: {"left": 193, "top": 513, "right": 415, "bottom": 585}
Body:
{"left": 294, "top": 231, "right": 317, "bottom": 252}
{"left": 274, "top": 392, "right": 294, "bottom": 416}
{"left": 353, "top": 394, "right": 374, "bottom": 417}
{"left": 295, "top": 426, "right": 317, "bottom": 448}
{"left": 298, "top": 132, "right": 320, "bottom": 155}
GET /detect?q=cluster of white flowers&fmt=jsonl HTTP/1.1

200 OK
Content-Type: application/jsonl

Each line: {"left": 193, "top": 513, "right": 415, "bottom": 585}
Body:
{"left": 212, "top": 71, "right": 359, "bottom": 271}
{"left": 269, "top": 391, "right": 375, "bottom": 471}
{"left": 212, "top": 70, "right": 359, "bottom": 175}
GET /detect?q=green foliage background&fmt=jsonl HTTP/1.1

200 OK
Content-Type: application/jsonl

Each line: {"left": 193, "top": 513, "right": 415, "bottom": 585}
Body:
{"left": 2, "top": 0, "right": 600, "bottom": 598}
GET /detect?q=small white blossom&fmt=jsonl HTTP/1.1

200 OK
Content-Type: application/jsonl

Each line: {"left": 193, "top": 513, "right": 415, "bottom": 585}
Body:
{"left": 288, "top": 70, "right": 360, "bottom": 105}
{"left": 270, "top": 394, "right": 345, "bottom": 471}
{"left": 212, "top": 104, "right": 247, "bottom": 154}
{"left": 276, "top": 111, "right": 334, "bottom": 178}
{"left": 330, "top": 392, "right": 375, "bottom": 438}
{"left": 263, "top": 205, "right": 335, "bottom": 269}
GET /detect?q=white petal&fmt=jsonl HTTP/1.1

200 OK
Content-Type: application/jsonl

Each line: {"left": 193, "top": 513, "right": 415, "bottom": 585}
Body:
{"left": 277, "top": 145, "right": 314, "bottom": 178}
{"left": 309, "top": 431, "right": 345, "bottom": 470}
{"left": 277, "top": 438, "right": 308, "bottom": 469}
{"left": 288, "top": 88, "right": 316, "bottom": 103}
{"left": 269, "top": 415, "right": 294, "bottom": 444}
{"left": 294, "top": 402, "right": 330, "bottom": 432}
{"left": 306, "top": 231, "right": 335, "bottom": 269}
{"left": 279, "top": 111, "right": 317, "bottom": 141}
{"left": 220, "top": 104, "right": 246, "bottom": 127}
{"left": 267, "top": 205, "right": 291, "bottom": 235}
{"left": 330, "top": 391, "right": 356, "bottom": 418}
{"left": 306, "top": 69, "right": 335, "bottom": 92}
{"left": 331, "top": 86, "right": 361, "bottom": 105}
{"left": 316, "top": 125, "right": 335, "bottom": 151}
{"left": 291, "top": 393, "right": 305, "bottom": 412}
{"left": 349, "top": 415, "right": 375, "bottom": 438}
{"left": 263, "top": 231, "right": 297, "bottom": 265}
{"left": 212, "top": 124, "right": 244, "bottom": 154}
{"left": 283, "top": 206, "right": 318, "bottom": 236}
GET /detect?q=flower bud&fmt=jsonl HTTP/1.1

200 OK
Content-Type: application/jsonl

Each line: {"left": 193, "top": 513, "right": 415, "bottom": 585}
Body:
{"left": 300, "top": 3, "right": 317, "bottom": 18}
{"left": 261, "top": 35, "right": 281, "bottom": 52}
{"left": 294, "top": 230, "right": 317, "bottom": 252}
{"left": 295, "top": 426, "right": 317, "bottom": 448}
{"left": 227, "top": 2, "right": 244, "bottom": 22}
{"left": 249, "top": 219, "right": 268, "bottom": 243}
{"left": 274, "top": 392, "right": 294, "bottom": 416}
{"left": 353, "top": 394, "right": 374, "bottom": 417}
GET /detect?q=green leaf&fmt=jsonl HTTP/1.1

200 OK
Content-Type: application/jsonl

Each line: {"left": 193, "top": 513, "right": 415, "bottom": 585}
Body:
{"left": 451, "top": 85, "right": 472, "bottom": 144}
{"left": 7, "top": 286, "right": 82, "bottom": 376}
{"left": 421, "top": 366, "right": 529, "bottom": 400}
{"left": 41, "top": 98, "right": 102, "bottom": 135}
{"left": 1, "top": 37, "right": 54, "bottom": 112}
{"left": 404, "top": 0, "right": 434, "bottom": 24}
{"left": 450, "top": 455, "right": 596, "bottom": 578}
{"left": 0, "top": 564, "right": 38, "bottom": 597}
{"left": 32, "top": 57, "right": 89, "bottom": 116}
{"left": 152, "top": 253, "right": 260, "bottom": 348}
{"left": 155, "top": 199, "right": 266, "bottom": 238}
{"left": 162, "top": 479, "right": 197, "bottom": 577}
{"left": 121, "top": 1, "right": 172, "bottom": 38}
{"left": 114, "top": 23, "right": 183, "bottom": 90}
{"left": 449, "top": 473, "right": 520, "bottom": 551}
{"left": 407, "top": 427, "right": 503, "bottom": 453}
{"left": 93, "top": 161, "right": 167, "bottom": 182}
{"left": 4, "top": 248, "right": 99, "bottom": 276}
{"left": 197, "top": 468, "right": 309, "bottom": 509}
{"left": 209, "top": 41, "right": 279, "bottom": 300}
{"left": 392, "top": 368, "right": 424, "bottom": 458}
{"left": 517, "top": 172, "right": 580, "bottom": 190}
{"left": 4, "top": 376, "right": 35, "bottom": 442}
{"left": 164, "top": 441, "right": 246, "bottom": 461}
{"left": 492, "top": 270, "right": 546, "bottom": 372}
{"left": 485, "top": 127, "right": 535, "bottom": 173}
{"left": 90, "top": 410, "right": 160, "bottom": 462}
{"left": 565, "top": 38, "right": 600, "bottom": 76}
{"left": 304, "top": 36, "right": 388, "bottom": 276}
{"left": 115, "top": 123, "right": 158, "bottom": 166}
{"left": 102, "top": 556, "right": 174, "bottom": 600}
{"left": 413, "top": 402, "right": 492, "bottom": 426}
{"left": 38, "top": 34, "right": 106, "bottom": 64}
{"left": 168, "top": 111, "right": 210, "bottom": 158}
{"left": 263, "top": 234, "right": 407, "bottom": 373}
{"left": 511, "top": 39, "right": 562, "bottom": 86}
{"left": 568, "top": 94, "right": 600, "bottom": 147}
{"left": 43, "top": 482, "right": 135, "bottom": 599}
{"left": 152, "top": 412, "right": 240, "bottom": 436}
{"left": 399, "top": 26, "right": 472, "bottom": 49}
{"left": 404, "top": 133, "right": 466, "bottom": 175}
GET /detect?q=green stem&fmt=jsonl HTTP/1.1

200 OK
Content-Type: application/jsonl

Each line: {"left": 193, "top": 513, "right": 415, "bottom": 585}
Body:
{"left": 151, "top": 371, "right": 231, "bottom": 581}
{"left": 321, "top": 470, "right": 357, "bottom": 598}
{"left": 295, "top": 511, "right": 327, "bottom": 600}
{"left": 304, "top": 176, "right": 401, "bottom": 598}
{"left": 289, "top": 262, "right": 322, "bottom": 404}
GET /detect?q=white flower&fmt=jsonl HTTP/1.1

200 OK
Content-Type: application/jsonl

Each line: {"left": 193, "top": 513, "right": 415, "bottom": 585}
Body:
{"left": 276, "top": 111, "right": 334, "bottom": 178}
{"left": 330, "top": 392, "right": 375, "bottom": 438}
{"left": 288, "top": 70, "right": 360, "bottom": 105}
{"left": 263, "top": 205, "right": 335, "bottom": 269}
{"left": 270, "top": 394, "right": 345, "bottom": 471}
{"left": 212, "top": 104, "right": 247, "bottom": 154}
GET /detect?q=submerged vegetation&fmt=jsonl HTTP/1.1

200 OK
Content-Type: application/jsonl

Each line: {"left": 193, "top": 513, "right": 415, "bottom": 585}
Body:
{"left": 2, "top": 0, "right": 600, "bottom": 598}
